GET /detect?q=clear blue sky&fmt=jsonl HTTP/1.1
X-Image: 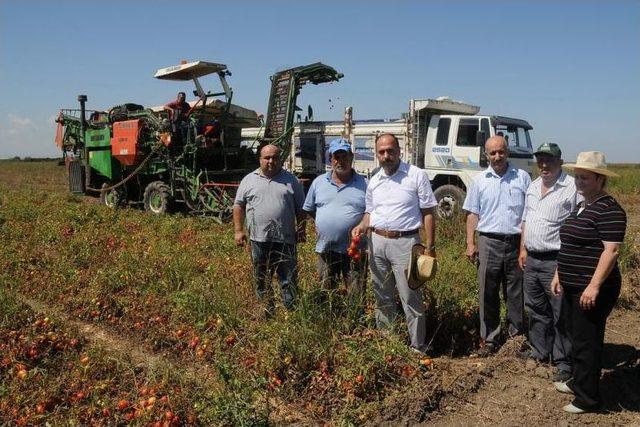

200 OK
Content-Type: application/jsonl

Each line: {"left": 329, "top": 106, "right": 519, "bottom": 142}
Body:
{"left": 1, "top": 0, "right": 639, "bottom": 162}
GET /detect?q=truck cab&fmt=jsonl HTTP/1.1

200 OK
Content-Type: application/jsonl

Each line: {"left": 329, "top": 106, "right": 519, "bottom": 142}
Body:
{"left": 421, "top": 112, "right": 534, "bottom": 217}
{"left": 423, "top": 114, "right": 534, "bottom": 172}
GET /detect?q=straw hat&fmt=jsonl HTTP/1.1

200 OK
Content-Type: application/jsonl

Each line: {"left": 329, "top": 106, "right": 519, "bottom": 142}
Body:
{"left": 406, "top": 243, "right": 437, "bottom": 290}
{"left": 563, "top": 151, "right": 619, "bottom": 177}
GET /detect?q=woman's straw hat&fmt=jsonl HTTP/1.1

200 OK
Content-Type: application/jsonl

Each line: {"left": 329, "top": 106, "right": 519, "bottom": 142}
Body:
{"left": 562, "top": 151, "right": 619, "bottom": 177}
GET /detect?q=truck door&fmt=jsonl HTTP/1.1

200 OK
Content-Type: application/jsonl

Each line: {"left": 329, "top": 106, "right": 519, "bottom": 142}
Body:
{"left": 450, "top": 117, "right": 490, "bottom": 170}
{"left": 425, "top": 116, "right": 453, "bottom": 169}
{"left": 425, "top": 116, "right": 490, "bottom": 171}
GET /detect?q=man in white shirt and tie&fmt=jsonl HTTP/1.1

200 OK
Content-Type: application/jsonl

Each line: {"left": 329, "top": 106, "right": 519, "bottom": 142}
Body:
{"left": 352, "top": 133, "right": 437, "bottom": 354}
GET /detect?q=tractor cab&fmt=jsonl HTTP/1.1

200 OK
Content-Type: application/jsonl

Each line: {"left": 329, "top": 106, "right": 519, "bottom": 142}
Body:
{"left": 152, "top": 61, "right": 260, "bottom": 149}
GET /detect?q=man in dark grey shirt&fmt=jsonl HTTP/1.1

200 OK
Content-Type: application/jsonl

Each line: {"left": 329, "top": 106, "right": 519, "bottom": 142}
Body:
{"left": 233, "top": 144, "right": 306, "bottom": 312}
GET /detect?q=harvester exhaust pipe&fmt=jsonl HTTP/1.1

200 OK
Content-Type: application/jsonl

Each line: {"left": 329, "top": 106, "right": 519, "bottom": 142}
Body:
{"left": 78, "top": 95, "right": 90, "bottom": 191}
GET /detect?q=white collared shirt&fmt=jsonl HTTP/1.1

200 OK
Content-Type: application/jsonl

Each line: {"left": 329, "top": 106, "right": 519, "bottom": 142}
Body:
{"left": 462, "top": 163, "right": 531, "bottom": 235}
{"left": 366, "top": 161, "right": 437, "bottom": 231}
{"left": 523, "top": 171, "right": 582, "bottom": 252}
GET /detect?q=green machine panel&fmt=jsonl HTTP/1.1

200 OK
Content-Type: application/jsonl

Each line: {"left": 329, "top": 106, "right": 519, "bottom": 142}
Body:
{"left": 86, "top": 128, "right": 116, "bottom": 180}
{"left": 86, "top": 127, "right": 111, "bottom": 148}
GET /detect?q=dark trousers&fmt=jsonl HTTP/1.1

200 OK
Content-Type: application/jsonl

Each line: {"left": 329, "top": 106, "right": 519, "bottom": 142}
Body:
{"left": 478, "top": 234, "right": 524, "bottom": 345}
{"left": 250, "top": 240, "right": 297, "bottom": 311}
{"left": 524, "top": 254, "right": 571, "bottom": 372}
{"left": 563, "top": 282, "right": 620, "bottom": 409}
{"left": 317, "top": 251, "right": 367, "bottom": 308}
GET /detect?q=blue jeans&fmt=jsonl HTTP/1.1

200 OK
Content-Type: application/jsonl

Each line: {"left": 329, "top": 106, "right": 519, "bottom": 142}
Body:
{"left": 250, "top": 240, "right": 297, "bottom": 310}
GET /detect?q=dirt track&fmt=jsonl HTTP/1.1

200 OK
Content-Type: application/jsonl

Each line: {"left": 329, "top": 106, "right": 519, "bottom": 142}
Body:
{"left": 427, "top": 308, "right": 640, "bottom": 426}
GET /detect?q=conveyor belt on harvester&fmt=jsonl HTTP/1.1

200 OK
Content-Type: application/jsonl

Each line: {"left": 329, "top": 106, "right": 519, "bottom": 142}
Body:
{"left": 262, "top": 63, "right": 343, "bottom": 148}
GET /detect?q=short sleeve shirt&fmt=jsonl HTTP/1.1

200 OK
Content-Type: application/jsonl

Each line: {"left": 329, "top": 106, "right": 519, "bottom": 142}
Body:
{"left": 557, "top": 195, "right": 627, "bottom": 289}
{"left": 462, "top": 164, "right": 531, "bottom": 235}
{"left": 234, "top": 169, "right": 305, "bottom": 244}
{"left": 303, "top": 171, "right": 367, "bottom": 253}
{"left": 366, "top": 162, "right": 437, "bottom": 231}
{"left": 522, "top": 172, "right": 582, "bottom": 252}
{"left": 166, "top": 100, "right": 191, "bottom": 118}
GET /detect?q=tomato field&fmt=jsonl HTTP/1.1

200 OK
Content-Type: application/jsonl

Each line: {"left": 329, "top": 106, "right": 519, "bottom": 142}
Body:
{"left": 1, "top": 160, "right": 638, "bottom": 425}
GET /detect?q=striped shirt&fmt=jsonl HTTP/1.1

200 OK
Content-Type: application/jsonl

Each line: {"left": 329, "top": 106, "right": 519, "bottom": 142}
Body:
{"left": 523, "top": 172, "right": 582, "bottom": 252}
{"left": 557, "top": 195, "right": 627, "bottom": 289}
{"left": 366, "top": 161, "right": 437, "bottom": 231}
{"left": 462, "top": 163, "right": 531, "bottom": 235}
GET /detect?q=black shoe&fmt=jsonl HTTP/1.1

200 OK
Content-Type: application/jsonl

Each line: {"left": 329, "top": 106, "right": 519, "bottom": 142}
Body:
{"left": 411, "top": 343, "right": 434, "bottom": 356}
{"left": 516, "top": 349, "right": 534, "bottom": 361}
{"left": 475, "top": 344, "right": 497, "bottom": 358}
{"left": 517, "top": 349, "right": 548, "bottom": 363}
{"left": 552, "top": 370, "right": 572, "bottom": 382}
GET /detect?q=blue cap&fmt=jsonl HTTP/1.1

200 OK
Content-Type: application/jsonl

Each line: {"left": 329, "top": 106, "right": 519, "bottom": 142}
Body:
{"left": 328, "top": 138, "right": 352, "bottom": 155}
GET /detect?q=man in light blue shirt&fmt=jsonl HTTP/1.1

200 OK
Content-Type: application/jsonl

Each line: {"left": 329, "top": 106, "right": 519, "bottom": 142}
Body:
{"left": 352, "top": 133, "right": 437, "bottom": 354}
{"left": 303, "top": 138, "right": 368, "bottom": 297}
{"left": 463, "top": 136, "right": 531, "bottom": 356}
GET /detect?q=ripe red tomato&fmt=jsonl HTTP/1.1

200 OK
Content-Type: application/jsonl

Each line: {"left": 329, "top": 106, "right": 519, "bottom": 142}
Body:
{"left": 352, "top": 234, "right": 361, "bottom": 244}
{"left": 353, "top": 251, "right": 361, "bottom": 260}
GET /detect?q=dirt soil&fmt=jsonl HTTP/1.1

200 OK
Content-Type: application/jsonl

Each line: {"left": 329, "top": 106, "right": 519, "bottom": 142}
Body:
{"left": 422, "top": 308, "right": 640, "bottom": 426}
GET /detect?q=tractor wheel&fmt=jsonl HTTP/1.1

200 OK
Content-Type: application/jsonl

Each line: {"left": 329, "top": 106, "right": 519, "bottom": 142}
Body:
{"left": 100, "top": 183, "right": 126, "bottom": 209}
{"left": 143, "top": 181, "right": 173, "bottom": 214}
{"left": 433, "top": 185, "right": 466, "bottom": 219}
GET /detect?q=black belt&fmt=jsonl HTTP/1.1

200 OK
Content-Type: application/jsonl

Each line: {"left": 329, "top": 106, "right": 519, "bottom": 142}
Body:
{"left": 527, "top": 250, "right": 559, "bottom": 260}
{"left": 371, "top": 228, "right": 420, "bottom": 239}
{"left": 479, "top": 232, "right": 520, "bottom": 242}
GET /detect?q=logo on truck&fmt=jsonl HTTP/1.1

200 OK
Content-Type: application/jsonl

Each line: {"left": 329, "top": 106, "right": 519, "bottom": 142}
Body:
{"left": 432, "top": 147, "right": 450, "bottom": 153}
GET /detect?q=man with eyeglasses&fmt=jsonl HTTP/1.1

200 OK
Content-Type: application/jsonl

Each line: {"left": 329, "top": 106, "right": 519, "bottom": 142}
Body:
{"left": 463, "top": 136, "right": 531, "bottom": 356}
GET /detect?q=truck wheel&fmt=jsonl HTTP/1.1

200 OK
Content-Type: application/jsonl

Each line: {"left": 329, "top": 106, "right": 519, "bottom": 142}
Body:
{"left": 433, "top": 185, "right": 466, "bottom": 219}
{"left": 143, "top": 181, "right": 172, "bottom": 214}
{"left": 100, "top": 183, "right": 126, "bottom": 209}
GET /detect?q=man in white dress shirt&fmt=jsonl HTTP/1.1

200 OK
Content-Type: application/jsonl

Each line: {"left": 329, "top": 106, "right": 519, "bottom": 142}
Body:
{"left": 352, "top": 133, "right": 437, "bottom": 354}
{"left": 519, "top": 143, "right": 580, "bottom": 382}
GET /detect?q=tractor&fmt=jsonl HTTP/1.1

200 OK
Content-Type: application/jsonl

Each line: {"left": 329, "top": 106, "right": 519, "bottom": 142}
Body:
{"left": 55, "top": 60, "right": 343, "bottom": 220}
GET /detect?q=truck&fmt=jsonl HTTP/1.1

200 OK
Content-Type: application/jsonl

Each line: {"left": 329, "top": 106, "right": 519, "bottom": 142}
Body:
{"left": 54, "top": 60, "right": 343, "bottom": 220}
{"left": 242, "top": 97, "right": 536, "bottom": 218}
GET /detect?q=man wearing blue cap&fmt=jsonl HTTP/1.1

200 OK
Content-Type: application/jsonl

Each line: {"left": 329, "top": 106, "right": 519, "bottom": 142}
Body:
{"left": 303, "top": 138, "right": 368, "bottom": 302}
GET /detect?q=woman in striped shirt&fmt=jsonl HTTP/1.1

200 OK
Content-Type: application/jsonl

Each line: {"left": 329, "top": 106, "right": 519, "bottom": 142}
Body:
{"left": 550, "top": 151, "right": 627, "bottom": 414}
